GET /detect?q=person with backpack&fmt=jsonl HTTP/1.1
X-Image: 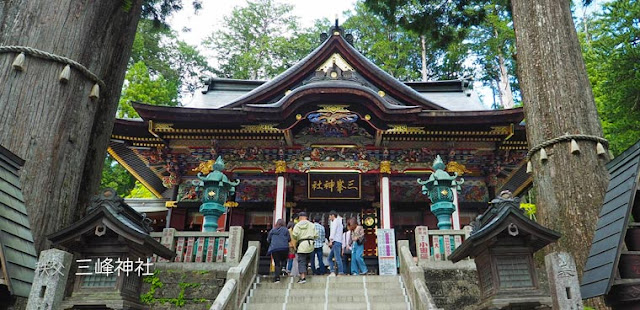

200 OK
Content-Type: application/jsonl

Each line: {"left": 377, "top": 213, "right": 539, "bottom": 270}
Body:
{"left": 267, "top": 219, "right": 290, "bottom": 283}
{"left": 291, "top": 212, "right": 318, "bottom": 284}
{"left": 348, "top": 217, "right": 368, "bottom": 275}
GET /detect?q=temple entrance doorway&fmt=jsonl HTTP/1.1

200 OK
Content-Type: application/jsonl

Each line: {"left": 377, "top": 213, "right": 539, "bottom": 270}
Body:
{"left": 289, "top": 201, "right": 380, "bottom": 274}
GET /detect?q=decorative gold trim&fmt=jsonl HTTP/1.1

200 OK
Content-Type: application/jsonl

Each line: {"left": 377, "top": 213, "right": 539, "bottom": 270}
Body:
{"left": 231, "top": 168, "right": 264, "bottom": 174}
{"left": 154, "top": 123, "right": 175, "bottom": 132}
{"left": 364, "top": 114, "right": 371, "bottom": 120}
{"left": 274, "top": 161, "right": 287, "bottom": 174}
{"left": 241, "top": 124, "right": 280, "bottom": 132}
{"left": 111, "top": 135, "right": 162, "bottom": 142}
{"left": 377, "top": 90, "right": 386, "bottom": 97}
{"left": 165, "top": 201, "right": 177, "bottom": 208}
{"left": 445, "top": 161, "right": 471, "bottom": 176}
{"left": 107, "top": 147, "right": 163, "bottom": 198}
{"left": 308, "top": 169, "right": 361, "bottom": 173}
{"left": 164, "top": 135, "right": 282, "bottom": 140}
{"left": 379, "top": 161, "right": 391, "bottom": 174}
{"left": 192, "top": 160, "right": 214, "bottom": 174}
{"left": 316, "top": 104, "right": 350, "bottom": 113}
{"left": 386, "top": 124, "right": 426, "bottom": 134}
{"left": 316, "top": 53, "right": 354, "bottom": 73}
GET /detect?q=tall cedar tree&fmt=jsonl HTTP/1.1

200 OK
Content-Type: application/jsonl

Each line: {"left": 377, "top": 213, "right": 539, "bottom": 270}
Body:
{"left": 0, "top": 0, "right": 195, "bottom": 253}
{"left": 510, "top": 0, "right": 609, "bottom": 301}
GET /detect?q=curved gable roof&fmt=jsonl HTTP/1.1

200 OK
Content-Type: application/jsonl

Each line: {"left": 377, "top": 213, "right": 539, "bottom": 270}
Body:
{"left": 222, "top": 28, "right": 446, "bottom": 110}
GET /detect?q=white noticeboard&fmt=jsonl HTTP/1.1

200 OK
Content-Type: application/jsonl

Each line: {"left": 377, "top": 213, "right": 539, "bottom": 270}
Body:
{"left": 376, "top": 229, "right": 397, "bottom": 275}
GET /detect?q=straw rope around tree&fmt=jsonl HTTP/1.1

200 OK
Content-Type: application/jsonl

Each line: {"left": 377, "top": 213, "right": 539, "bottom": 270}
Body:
{"left": 526, "top": 134, "right": 609, "bottom": 173}
{"left": 0, "top": 45, "right": 105, "bottom": 98}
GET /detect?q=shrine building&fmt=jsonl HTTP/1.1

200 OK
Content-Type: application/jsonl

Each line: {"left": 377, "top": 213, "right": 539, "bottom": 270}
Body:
{"left": 109, "top": 24, "right": 531, "bottom": 259}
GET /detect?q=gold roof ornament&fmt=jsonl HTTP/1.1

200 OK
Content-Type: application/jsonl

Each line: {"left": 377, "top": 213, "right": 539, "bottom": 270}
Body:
{"left": 192, "top": 160, "right": 214, "bottom": 175}
{"left": 379, "top": 161, "right": 392, "bottom": 174}
{"left": 446, "top": 161, "right": 472, "bottom": 176}
{"left": 274, "top": 160, "right": 287, "bottom": 174}
{"left": 154, "top": 123, "right": 175, "bottom": 132}
{"left": 316, "top": 53, "right": 354, "bottom": 73}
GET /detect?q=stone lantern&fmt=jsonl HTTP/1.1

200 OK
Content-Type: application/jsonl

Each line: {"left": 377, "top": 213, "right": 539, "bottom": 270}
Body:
{"left": 197, "top": 156, "right": 239, "bottom": 232}
{"left": 417, "top": 155, "right": 464, "bottom": 229}
{"left": 449, "top": 191, "right": 561, "bottom": 309}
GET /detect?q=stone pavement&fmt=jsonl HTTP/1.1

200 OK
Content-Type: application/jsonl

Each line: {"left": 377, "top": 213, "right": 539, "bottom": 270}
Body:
{"left": 243, "top": 275, "right": 411, "bottom": 310}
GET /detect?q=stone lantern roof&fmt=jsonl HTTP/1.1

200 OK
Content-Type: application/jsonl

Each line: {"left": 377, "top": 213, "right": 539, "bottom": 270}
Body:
{"left": 450, "top": 192, "right": 560, "bottom": 262}
{"left": 48, "top": 188, "right": 174, "bottom": 259}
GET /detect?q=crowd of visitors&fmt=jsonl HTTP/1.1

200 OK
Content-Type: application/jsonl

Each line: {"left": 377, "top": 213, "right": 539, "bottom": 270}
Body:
{"left": 266, "top": 210, "right": 369, "bottom": 283}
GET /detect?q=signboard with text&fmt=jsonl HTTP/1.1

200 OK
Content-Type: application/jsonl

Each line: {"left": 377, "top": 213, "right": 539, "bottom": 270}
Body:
{"left": 307, "top": 172, "right": 361, "bottom": 199}
{"left": 376, "top": 228, "right": 398, "bottom": 275}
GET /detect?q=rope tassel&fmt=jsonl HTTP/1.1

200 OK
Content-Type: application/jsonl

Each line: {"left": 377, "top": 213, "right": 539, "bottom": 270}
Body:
{"left": 526, "top": 161, "right": 532, "bottom": 174}
{"left": 59, "top": 65, "right": 70, "bottom": 83}
{"left": 596, "top": 142, "right": 606, "bottom": 156}
{"left": 89, "top": 83, "right": 100, "bottom": 100}
{"left": 570, "top": 139, "right": 581, "bottom": 154}
{"left": 539, "top": 148, "right": 548, "bottom": 162}
{"left": 12, "top": 52, "right": 25, "bottom": 71}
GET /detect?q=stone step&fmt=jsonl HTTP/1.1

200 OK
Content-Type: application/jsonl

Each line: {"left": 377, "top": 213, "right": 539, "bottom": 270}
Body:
{"left": 256, "top": 281, "right": 403, "bottom": 290}
{"left": 250, "top": 287, "right": 405, "bottom": 298}
{"left": 260, "top": 275, "right": 400, "bottom": 284}
{"left": 244, "top": 302, "right": 409, "bottom": 310}
{"left": 248, "top": 293, "right": 408, "bottom": 304}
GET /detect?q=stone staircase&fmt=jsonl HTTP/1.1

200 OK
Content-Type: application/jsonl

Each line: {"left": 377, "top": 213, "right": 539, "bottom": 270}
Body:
{"left": 242, "top": 275, "right": 411, "bottom": 310}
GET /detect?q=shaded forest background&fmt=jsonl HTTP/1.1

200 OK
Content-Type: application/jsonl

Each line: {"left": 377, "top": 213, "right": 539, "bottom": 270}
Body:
{"left": 103, "top": 0, "right": 640, "bottom": 197}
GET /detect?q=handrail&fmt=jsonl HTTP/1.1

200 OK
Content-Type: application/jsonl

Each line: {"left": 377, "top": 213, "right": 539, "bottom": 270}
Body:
{"left": 210, "top": 241, "right": 261, "bottom": 310}
{"left": 398, "top": 240, "right": 442, "bottom": 310}
{"left": 415, "top": 226, "right": 472, "bottom": 262}
{"left": 150, "top": 227, "right": 244, "bottom": 263}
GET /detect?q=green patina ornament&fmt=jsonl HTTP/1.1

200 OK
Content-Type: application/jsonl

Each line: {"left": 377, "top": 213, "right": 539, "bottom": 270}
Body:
{"left": 197, "top": 156, "right": 240, "bottom": 232}
{"left": 417, "top": 155, "right": 464, "bottom": 229}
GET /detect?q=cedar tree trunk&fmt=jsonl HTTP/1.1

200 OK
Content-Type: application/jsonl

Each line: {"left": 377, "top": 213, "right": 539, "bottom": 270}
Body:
{"left": 510, "top": 0, "right": 609, "bottom": 298}
{"left": 0, "top": 0, "right": 143, "bottom": 253}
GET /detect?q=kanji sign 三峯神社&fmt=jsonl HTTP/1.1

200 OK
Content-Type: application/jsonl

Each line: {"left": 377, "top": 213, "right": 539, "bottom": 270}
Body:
{"left": 308, "top": 172, "right": 361, "bottom": 199}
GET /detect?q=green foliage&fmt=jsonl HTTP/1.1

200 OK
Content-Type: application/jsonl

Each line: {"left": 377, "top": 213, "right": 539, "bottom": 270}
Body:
{"left": 343, "top": 2, "right": 421, "bottom": 81}
{"left": 203, "top": 0, "right": 323, "bottom": 80}
{"left": 519, "top": 203, "right": 537, "bottom": 221}
{"left": 126, "top": 181, "right": 155, "bottom": 198}
{"left": 582, "top": 0, "right": 640, "bottom": 155}
{"left": 140, "top": 270, "right": 210, "bottom": 306}
{"left": 469, "top": 2, "right": 520, "bottom": 108}
{"left": 118, "top": 61, "right": 178, "bottom": 118}
{"left": 141, "top": 0, "right": 202, "bottom": 25}
{"left": 363, "top": 0, "right": 488, "bottom": 49}
{"left": 100, "top": 154, "right": 136, "bottom": 197}
{"left": 118, "top": 19, "right": 212, "bottom": 118}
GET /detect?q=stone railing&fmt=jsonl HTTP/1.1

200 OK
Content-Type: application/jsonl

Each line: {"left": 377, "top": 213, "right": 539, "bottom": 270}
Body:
{"left": 210, "top": 241, "right": 261, "bottom": 310}
{"left": 150, "top": 226, "right": 244, "bottom": 264}
{"left": 415, "top": 226, "right": 472, "bottom": 262}
{"left": 398, "top": 240, "right": 443, "bottom": 310}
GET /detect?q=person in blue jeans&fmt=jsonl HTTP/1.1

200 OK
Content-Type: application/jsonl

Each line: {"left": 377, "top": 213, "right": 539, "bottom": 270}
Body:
{"left": 327, "top": 210, "right": 344, "bottom": 275}
{"left": 310, "top": 215, "right": 326, "bottom": 275}
{"left": 348, "top": 218, "right": 368, "bottom": 275}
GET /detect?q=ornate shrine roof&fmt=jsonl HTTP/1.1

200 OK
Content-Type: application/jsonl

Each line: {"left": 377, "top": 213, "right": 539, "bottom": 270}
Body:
{"left": 109, "top": 24, "right": 531, "bottom": 199}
